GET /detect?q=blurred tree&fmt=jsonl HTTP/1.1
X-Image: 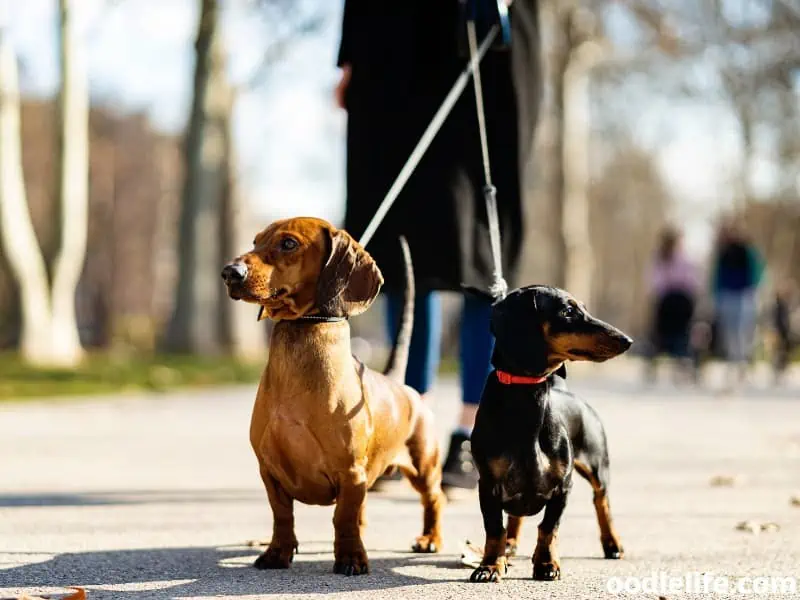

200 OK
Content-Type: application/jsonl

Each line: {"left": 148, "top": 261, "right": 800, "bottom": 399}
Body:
{"left": 165, "top": 0, "right": 325, "bottom": 356}
{"left": 0, "top": 0, "right": 88, "bottom": 367}
{"left": 589, "top": 142, "right": 670, "bottom": 336}
{"left": 0, "top": 29, "right": 53, "bottom": 364}
{"left": 51, "top": 0, "right": 90, "bottom": 365}
{"left": 165, "top": 0, "right": 230, "bottom": 355}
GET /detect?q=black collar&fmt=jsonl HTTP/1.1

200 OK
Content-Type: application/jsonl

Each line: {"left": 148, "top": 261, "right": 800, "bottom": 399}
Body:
{"left": 292, "top": 315, "right": 348, "bottom": 323}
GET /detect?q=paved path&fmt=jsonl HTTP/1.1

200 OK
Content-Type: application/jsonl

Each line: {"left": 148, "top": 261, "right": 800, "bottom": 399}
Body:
{"left": 1, "top": 364, "right": 799, "bottom": 599}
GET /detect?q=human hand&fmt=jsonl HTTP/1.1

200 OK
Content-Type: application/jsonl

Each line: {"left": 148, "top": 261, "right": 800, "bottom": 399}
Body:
{"left": 335, "top": 64, "right": 352, "bottom": 110}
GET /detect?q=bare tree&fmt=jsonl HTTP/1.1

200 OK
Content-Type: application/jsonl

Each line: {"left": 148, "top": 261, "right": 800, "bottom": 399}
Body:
{"left": 51, "top": 0, "right": 90, "bottom": 364}
{"left": 0, "top": 1, "right": 88, "bottom": 367}
{"left": 165, "top": 0, "right": 230, "bottom": 354}
{"left": 165, "top": 0, "right": 325, "bottom": 355}
{"left": 0, "top": 29, "right": 53, "bottom": 364}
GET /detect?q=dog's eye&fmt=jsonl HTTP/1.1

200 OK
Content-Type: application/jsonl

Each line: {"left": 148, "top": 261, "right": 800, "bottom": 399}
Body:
{"left": 559, "top": 306, "right": 578, "bottom": 320}
{"left": 279, "top": 237, "right": 299, "bottom": 252}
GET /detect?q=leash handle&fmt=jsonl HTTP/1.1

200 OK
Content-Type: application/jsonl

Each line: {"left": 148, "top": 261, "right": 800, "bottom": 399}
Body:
{"left": 466, "top": 16, "right": 508, "bottom": 299}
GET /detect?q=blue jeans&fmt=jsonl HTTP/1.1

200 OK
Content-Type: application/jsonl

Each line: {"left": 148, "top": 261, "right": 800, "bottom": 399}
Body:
{"left": 384, "top": 291, "right": 494, "bottom": 405}
{"left": 715, "top": 290, "right": 757, "bottom": 363}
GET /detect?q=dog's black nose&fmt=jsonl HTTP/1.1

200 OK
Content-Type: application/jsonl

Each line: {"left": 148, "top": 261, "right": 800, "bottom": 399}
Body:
{"left": 221, "top": 262, "right": 247, "bottom": 284}
{"left": 617, "top": 334, "right": 633, "bottom": 351}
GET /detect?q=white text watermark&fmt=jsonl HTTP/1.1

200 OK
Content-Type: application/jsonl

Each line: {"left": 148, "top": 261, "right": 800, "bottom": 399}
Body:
{"left": 607, "top": 572, "right": 797, "bottom": 595}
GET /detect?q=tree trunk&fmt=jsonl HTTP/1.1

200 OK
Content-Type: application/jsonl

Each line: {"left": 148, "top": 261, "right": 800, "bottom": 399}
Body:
{"left": 561, "top": 42, "right": 599, "bottom": 304}
{"left": 0, "top": 31, "right": 54, "bottom": 364}
{"left": 524, "top": 0, "right": 569, "bottom": 287}
{"left": 219, "top": 91, "right": 265, "bottom": 358}
{"left": 165, "top": 0, "right": 229, "bottom": 354}
{"left": 49, "top": 0, "right": 88, "bottom": 366}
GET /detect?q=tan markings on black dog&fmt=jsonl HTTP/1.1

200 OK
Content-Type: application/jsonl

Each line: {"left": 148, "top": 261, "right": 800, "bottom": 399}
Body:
{"left": 506, "top": 515, "right": 524, "bottom": 556}
{"left": 593, "top": 492, "right": 624, "bottom": 558}
{"left": 542, "top": 322, "right": 613, "bottom": 362}
{"left": 574, "top": 460, "right": 624, "bottom": 559}
{"left": 488, "top": 457, "right": 511, "bottom": 480}
{"left": 532, "top": 528, "right": 561, "bottom": 581}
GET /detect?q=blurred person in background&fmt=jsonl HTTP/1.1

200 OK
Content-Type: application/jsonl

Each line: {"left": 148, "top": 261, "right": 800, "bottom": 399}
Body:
{"left": 644, "top": 226, "right": 699, "bottom": 384}
{"left": 711, "top": 220, "right": 764, "bottom": 387}
{"left": 771, "top": 281, "right": 795, "bottom": 385}
{"left": 334, "top": 1, "right": 542, "bottom": 491}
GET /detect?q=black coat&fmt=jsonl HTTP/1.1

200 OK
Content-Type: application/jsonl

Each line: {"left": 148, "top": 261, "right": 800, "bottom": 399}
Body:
{"left": 338, "top": 0, "right": 541, "bottom": 292}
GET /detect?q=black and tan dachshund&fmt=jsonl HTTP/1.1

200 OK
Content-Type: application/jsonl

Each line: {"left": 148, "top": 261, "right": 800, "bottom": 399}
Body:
{"left": 467, "top": 285, "right": 632, "bottom": 583}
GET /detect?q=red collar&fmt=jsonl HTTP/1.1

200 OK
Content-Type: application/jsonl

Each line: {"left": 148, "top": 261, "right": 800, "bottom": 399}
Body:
{"left": 496, "top": 370, "right": 547, "bottom": 385}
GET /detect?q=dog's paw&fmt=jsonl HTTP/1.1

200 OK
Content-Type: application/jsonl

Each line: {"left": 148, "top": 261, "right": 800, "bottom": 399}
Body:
{"left": 412, "top": 534, "right": 440, "bottom": 554}
{"left": 254, "top": 544, "right": 295, "bottom": 569}
{"left": 333, "top": 547, "right": 369, "bottom": 576}
{"left": 469, "top": 558, "right": 507, "bottom": 583}
{"left": 532, "top": 559, "right": 561, "bottom": 581}
{"left": 603, "top": 540, "right": 624, "bottom": 560}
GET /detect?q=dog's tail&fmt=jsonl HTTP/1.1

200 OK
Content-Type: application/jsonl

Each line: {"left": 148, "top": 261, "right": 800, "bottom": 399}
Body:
{"left": 384, "top": 236, "right": 414, "bottom": 383}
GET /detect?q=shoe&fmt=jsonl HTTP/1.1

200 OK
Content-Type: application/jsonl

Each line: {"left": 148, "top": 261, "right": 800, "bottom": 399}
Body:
{"left": 441, "top": 432, "right": 478, "bottom": 490}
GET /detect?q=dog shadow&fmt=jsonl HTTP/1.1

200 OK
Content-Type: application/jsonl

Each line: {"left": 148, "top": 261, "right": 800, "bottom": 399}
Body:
{"left": 0, "top": 545, "right": 476, "bottom": 598}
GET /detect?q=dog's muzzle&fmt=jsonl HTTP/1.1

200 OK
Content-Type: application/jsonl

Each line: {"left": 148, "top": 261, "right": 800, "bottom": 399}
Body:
{"left": 221, "top": 262, "right": 248, "bottom": 285}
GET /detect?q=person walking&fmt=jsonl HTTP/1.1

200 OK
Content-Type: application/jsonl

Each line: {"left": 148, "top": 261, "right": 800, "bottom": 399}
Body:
{"left": 645, "top": 227, "right": 699, "bottom": 383}
{"left": 711, "top": 220, "right": 764, "bottom": 387}
{"left": 335, "top": 1, "right": 542, "bottom": 490}
{"left": 771, "top": 281, "right": 794, "bottom": 385}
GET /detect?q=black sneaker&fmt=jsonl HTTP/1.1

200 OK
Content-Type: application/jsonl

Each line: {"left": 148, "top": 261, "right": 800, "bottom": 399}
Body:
{"left": 441, "top": 432, "right": 478, "bottom": 490}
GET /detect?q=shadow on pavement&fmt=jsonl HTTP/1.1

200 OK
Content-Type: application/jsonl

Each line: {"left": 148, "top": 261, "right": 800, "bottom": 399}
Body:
{"left": 0, "top": 546, "right": 475, "bottom": 597}
{"left": 0, "top": 489, "right": 261, "bottom": 509}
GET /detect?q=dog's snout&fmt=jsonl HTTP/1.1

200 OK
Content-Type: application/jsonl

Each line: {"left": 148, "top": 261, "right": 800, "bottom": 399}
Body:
{"left": 221, "top": 262, "right": 248, "bottom": 284}
{"left": 616, "top": 333, "right": 633, "bottom": 351}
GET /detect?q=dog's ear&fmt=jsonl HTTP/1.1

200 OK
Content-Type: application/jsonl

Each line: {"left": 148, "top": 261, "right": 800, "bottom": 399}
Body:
{"left": 555, "top": 363, "right": 567, "bottom": 379}
{"left": 490, "top": 302, "right": 549, "bottom": 375}
{"left": 317, "top": 228, "right": 384, "bottom": 317}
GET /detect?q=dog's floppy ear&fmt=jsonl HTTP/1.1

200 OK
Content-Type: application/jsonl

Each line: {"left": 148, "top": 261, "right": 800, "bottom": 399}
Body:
{"left": 555, "top": 363, "right": 567, "bottom": 379}
{"left": 316, "top": 227, "right": 383, "bottom": 317}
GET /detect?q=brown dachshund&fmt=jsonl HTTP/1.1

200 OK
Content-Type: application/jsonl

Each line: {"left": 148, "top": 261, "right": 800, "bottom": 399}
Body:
{"left": 221, "top": 217, "right": 445, "bottom": 576}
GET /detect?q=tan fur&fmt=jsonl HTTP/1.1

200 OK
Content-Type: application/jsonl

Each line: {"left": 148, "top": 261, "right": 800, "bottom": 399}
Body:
{"left": 224, "top": 217, "right": 444, "bottom": 573}
{"left": 533, "top": 527, "right": 561, "bottom": 580}
{"left": 573, "top": 460, "right": 624, "bottom": 558}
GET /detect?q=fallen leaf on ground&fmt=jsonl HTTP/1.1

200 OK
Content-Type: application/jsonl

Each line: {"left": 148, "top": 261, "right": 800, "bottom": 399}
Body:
{"left": 735, "top": 520, "right": 780, "bottom": 534}
{"left": 9, "top": 589, "right": 85, "bottom": 600}
{"left": 790, "top": 495, "right": 800, "bottom": 507}
{"left": 460, "top": 540, "right": 483, "bottom": 568}
{"left": 709, "top": 475, "right": 741, "bottom": 487}
{"left": 735, "top": 520, "right": 761, "bottom": 534}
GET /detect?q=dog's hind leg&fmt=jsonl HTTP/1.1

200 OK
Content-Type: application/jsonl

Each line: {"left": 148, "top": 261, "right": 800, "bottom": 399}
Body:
{"left": 573, "top": 459, "right": 624, "bottom": 559}
{"left": 532, "top": 491, "right": 568, "bottom": 581}
{"left": 505, "top": 515, "right": 524, "bottom": 557}
{"left": 402, "top": 411, "right": 445, "bottom": 554}
{"left": 254, "top": 467, "right": 298, "bottom": 569}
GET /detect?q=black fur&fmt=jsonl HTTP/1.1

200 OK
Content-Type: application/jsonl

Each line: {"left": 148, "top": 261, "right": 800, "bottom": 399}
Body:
{"left": 469, "top": 285, "right": 633, "bottom": 582}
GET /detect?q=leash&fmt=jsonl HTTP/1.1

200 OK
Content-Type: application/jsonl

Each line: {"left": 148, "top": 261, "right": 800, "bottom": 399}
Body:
{"left": 357, "top": 1, "right": 511, "bottom": 300}
{"left": 465, "top": 5, "right": 508, "bottom": 300}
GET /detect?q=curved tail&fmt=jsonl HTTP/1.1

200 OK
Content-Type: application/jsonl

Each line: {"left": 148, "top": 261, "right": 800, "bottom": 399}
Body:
{"left": 384, "top": 236, "right": 414, "bottom": 383}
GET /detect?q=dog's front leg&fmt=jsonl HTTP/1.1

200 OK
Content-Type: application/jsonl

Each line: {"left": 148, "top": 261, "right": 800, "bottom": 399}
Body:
{"left": 470, "top": 478, "right": 508, "bottom": 582}
{"left": 333, "top": 468, "right": 369, "bottom": 576}
{"left": 254, "top": 468, "right": 298, "bottom": 569}
{"left": 532, "top": 490, "right": 568, "bottom": 580}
